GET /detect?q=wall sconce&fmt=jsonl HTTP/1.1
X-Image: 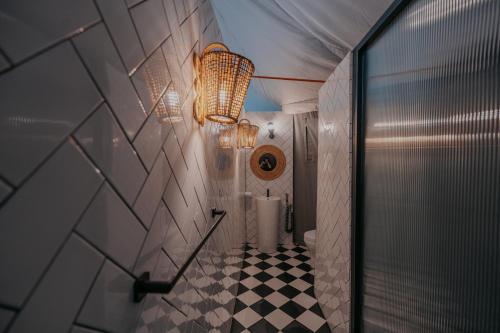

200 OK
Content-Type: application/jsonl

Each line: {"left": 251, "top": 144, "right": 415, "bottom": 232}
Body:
{"left": 237, "top": 119, "right": 259, "bottom": 149}
{"left": 267, "top": 122, "right": 275, "bottom": 139}
{"left": 193, "top": 43, "right": 255, "bottom": 125}
{"left": 218, "top": 125, "right": 234, "bottom": 149}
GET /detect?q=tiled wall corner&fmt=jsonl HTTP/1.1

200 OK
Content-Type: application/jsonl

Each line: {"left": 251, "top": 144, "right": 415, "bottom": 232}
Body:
{"left": 243, "top": 112, "right": 294, "bottom": 246}
{"left": 0, "top": 0, "right": 244, "bottom": 332}
{"left": 315, "top": 53, "right": 352, "bottom": 332}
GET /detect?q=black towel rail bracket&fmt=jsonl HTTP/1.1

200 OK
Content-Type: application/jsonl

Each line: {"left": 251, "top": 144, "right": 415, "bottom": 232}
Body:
{"left": 211, "top": 207, "right": 224, "bottom": 218}
{"left": 133, "top": 209, "right": 227, "bottom": 303}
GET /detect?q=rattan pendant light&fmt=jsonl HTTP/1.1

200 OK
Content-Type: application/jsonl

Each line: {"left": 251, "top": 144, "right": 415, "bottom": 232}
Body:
{"left": 237, "top": 119, "right": 259, "bottom": 149}
{"left": 194, "top": 43, "right": 255, "bottom": 125}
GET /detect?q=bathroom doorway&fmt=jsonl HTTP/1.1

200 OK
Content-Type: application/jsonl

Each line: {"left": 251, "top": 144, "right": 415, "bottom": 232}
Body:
{"left": 293, "top": 111, "right": 319, "bottom": 244}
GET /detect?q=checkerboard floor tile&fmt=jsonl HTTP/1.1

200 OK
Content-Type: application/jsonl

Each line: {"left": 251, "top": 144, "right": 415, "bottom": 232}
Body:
{"left": 230, "top": 245, "right": 331, "bottom": 333}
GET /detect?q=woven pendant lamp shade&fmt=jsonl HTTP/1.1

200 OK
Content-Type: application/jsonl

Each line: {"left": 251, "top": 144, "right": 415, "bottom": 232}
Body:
{"left": 237, "top": 119, "right": 259, "bottom": 149}
{"left": 200, "top": 43, "right": 254, "bottom": 124}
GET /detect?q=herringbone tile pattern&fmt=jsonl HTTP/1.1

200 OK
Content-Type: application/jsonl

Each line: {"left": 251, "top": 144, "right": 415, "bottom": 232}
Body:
{"left": 243, "top": 112, "right": 294, "bottom": 246}
{"left": 315, "top": 54, "right": 352, "bottom": 332}
{"left": 0, "top": 1, "right": 245, "bottom": 332}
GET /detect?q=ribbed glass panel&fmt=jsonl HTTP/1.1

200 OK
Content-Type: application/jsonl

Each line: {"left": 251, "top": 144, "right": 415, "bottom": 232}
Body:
{"left": 361, "top": 0, "right": 500, "bottom": 331}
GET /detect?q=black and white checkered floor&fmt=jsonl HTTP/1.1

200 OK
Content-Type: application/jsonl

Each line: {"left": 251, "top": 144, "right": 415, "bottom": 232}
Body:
{"left": 230, "top": 244, "right": 331, "bottom": 333}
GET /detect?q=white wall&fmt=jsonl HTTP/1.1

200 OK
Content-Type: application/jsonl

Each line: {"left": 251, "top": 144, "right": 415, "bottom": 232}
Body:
{"left": 242, "top": 112, "right": 294, "bottom": 246}
{"left": 0, "top": 0, "right": 244, "bottom": 332}
{"left": 315, "top": 54, "right": 352, "bottom": 332}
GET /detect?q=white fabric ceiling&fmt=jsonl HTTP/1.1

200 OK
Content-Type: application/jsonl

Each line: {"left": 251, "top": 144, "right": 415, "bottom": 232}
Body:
{"left": 210, "top": 0, "right": 393, "bottom": 113}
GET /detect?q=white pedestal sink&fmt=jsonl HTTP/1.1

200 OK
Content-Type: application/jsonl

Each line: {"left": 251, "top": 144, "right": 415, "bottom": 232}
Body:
{"left": 255, "top": 196, "right": 281, "bottom": 253}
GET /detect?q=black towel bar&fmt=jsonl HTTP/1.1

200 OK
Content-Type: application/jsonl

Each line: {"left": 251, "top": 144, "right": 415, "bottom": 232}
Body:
{"left": 133, "top": 209, "right": 227, "bottom": 302}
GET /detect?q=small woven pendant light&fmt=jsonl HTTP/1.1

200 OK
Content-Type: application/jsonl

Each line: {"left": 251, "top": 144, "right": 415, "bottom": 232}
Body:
{"left": 237, "top": 119, "right": 259, "bottom": 149}
{"left": 198, "top": 43, "right": 254, "bottom": 124}
{"left": 218, "top": 125, "right": 234, "bottom": 149}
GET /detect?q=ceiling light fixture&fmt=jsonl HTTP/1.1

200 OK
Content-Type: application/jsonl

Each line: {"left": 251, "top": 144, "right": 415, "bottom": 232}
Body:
{"left": 237, "top": 119, "right": 259, "bottom": 149}
{"left": 193, "top": 43, "right": 255, "bottom": 125}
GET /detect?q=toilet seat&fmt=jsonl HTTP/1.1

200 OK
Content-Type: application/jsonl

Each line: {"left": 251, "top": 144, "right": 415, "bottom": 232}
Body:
{"left": 304, "top": 230, "right": 316, "bottom": 245}
{"left": 304, "top": 230, "right": 316, "bottom": 269}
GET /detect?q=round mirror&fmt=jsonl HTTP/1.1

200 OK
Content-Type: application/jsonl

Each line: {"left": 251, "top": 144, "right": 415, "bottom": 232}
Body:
{"left": 250, "top": 145, "right": 286, "bottom": 180}
{"left": 258, "top": 153, "right": 277, "bottom": 171}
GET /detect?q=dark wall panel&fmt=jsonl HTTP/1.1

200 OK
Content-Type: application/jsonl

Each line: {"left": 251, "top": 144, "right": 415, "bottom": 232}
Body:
{"left": 293, "top": 111, "right": 319, "bottom": 244}
{"left": 361, "top": 0, "right": 500, "bottom": 331}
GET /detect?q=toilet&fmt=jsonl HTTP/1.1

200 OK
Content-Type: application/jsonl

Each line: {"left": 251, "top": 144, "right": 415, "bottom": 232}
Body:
{"left": 304, "top": 230, "right": 316, "bottom": 268}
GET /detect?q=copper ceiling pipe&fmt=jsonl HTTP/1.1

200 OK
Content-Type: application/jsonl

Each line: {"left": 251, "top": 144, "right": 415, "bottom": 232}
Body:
{"left": 251, "top": 75, "right": 325, "bottom": 83}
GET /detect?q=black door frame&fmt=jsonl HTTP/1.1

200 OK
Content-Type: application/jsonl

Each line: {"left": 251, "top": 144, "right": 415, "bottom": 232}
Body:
{"left": 351, "top": 0, "right": 413, "bottom": 331}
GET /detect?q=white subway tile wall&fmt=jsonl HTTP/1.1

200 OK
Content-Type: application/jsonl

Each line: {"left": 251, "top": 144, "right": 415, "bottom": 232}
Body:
{"left": 74, "top": 104, "right": 148, "bottom": 205}
{"left": 243, "top": 112, "right": 294, "bottom": 246}
{"left": 0, "top": 0, "right": 100, "bottom": 63}
{"left": 0, "top": 1, "right": 245, "bottom": 332}
{"left": 0, "top": 180, "right": 12, "bottom": 204}
{"left": 315, "top": 54, "right": 352, "bottom": 332}
{"left": 0, "top": 310, "right": 14, "bottom": 333}
{"left": 0, "top": 53, "right": 10, "bottom": 72}
{"left": 73, "top": 24, "right": 147, "bottom": 140}
{"left": 95, "top": 0, "right": 145, "bottom": 73}
{"left": 0, "top": 43, "right": 103, "bottom": 184}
